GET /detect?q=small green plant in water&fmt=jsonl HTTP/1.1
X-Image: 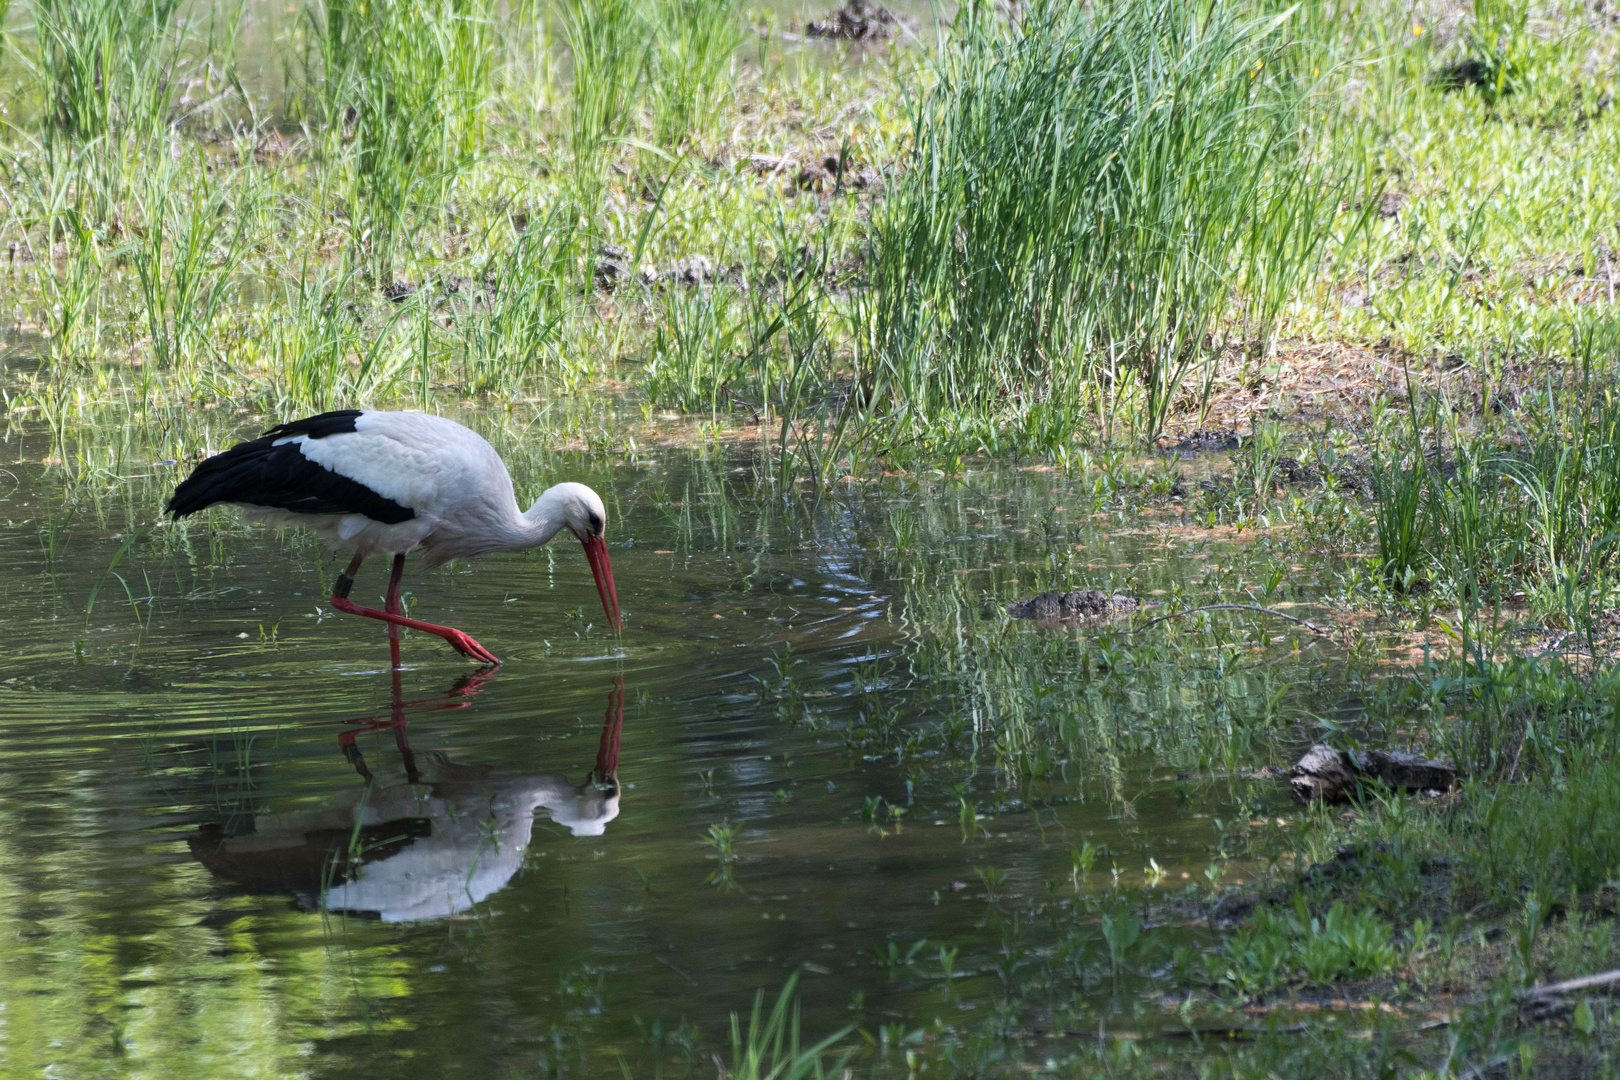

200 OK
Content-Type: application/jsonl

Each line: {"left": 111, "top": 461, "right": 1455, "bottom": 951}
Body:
{"left": 705, "top": 818, "right": 738, "bottom": 888}
{"left": 1071, "top": 840, "right": 1100, "bottom": 892}
{"left": 1100, "top": 908, "right": 1142, "bottom": 978}
{"left": 975, "top": 864, "right": 1008, "bottom": 901}
{"left": 725, "top": 974, "right": 849, "bottom": 1080}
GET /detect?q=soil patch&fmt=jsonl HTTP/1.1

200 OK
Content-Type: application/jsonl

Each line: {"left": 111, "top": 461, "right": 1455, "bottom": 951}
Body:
{"left": 806, "top": 0, "right": 904, "bottom": 41}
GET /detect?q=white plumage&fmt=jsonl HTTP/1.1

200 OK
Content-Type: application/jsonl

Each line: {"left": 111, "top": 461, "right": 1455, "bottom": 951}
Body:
{"left": 169, "top": 409, "right": 621, "bottom": 664}
{"left": 251, "top": 412, "right": 595, "bottom": 567}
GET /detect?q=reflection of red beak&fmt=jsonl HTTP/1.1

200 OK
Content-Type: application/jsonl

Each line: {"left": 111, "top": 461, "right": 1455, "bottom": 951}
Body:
{"left": 582, "top": 535, "right": 621, "bottom": 632}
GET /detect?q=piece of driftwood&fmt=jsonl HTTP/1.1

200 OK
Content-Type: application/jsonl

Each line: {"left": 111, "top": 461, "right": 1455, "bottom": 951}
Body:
{"left": 1289, "top": 745, "right": 1456, "bottom": 804}
{"left": 1006, "top": 590, "right": 1139, "bottom": 621}
{"left": 1350, "top": 749, "right": 1457, "bottom": 792}
{"left": 1519, "top": 968, "right": 1620, "bottom": 1021}
{"left": 1290, "top": 746, "right": 1360, "bottom": 803}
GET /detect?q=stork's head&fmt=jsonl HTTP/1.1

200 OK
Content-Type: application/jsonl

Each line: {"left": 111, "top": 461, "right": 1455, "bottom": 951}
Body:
{"left": 534, "top": 482, "right": 620, "bottom": 632}
{"left": 543, "top": 776, "right": 622, "bottom": 837}
{"left": 544, "top": 482, "right": 609, "bottom": 543}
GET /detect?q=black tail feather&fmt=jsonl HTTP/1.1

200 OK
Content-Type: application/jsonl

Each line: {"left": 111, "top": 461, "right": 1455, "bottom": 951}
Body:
{"left": 166, "top": 411, "right": 414, "bottom": 524}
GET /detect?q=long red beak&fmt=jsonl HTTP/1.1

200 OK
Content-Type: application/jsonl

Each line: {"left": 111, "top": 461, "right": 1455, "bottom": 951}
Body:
{"left": 582, "top": 535, "right": 621, "bottom": 632}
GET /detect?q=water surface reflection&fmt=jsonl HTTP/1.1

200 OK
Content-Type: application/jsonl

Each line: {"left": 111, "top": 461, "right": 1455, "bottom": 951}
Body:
{"left": 190, "top": 675, "right": 626, "bottom": 922}
{"left": 0, "top": 433, "right": 1375, "bottom": 1076}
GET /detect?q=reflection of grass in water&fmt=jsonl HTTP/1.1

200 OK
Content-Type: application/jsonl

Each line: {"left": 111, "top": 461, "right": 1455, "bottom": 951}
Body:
{"left": 881, "top": 567, "right": 1330, "bottom": 786}
{"left": 705, "top": 818, "right": 738, "bottom": 889}
{"left": 205, "top": 718, "right": 263, "bottom": 835}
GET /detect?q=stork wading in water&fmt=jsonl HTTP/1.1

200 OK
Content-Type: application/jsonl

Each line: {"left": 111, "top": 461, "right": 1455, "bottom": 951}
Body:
{"left": 166, "top": 410, "right": 621, "bottom": 665}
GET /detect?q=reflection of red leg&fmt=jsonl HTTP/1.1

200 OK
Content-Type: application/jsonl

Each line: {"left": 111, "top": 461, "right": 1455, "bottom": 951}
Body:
{"left": 330, "top": 551, "right": 499, "bottom": 665}
{"left": 338, "top": 669, "right": 501, "bottom": 781}
{"left": 386, "top": 553, "right": 404, "bottom": 671}
{"left": 446, "top": 668, "right": 501, "bottom": 699}
{"left": 593, "top": 677, "right": 624, "bottom": 780}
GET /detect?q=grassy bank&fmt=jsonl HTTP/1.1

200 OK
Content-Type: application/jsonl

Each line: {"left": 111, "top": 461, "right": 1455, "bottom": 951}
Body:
{"left": 0, "top": 0, "right": 1612, "bottom": 458}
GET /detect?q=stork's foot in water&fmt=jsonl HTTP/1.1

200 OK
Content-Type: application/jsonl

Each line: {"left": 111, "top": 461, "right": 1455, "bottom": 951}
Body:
{"left": 328, "top": 593, "right": 501, "bottom": 665}
{"left": 439, "top": 628, "right": 500, "bottom": 665}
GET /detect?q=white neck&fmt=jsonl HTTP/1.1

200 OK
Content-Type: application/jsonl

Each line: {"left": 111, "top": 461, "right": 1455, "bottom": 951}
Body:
{"left": 518, "top": 486, "right": 573, "bottom": 549}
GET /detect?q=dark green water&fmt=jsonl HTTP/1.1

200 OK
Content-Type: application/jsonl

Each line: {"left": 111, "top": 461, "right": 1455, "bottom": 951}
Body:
{"left": 0, "top": 418, "right": 1358, "bottom": 1078}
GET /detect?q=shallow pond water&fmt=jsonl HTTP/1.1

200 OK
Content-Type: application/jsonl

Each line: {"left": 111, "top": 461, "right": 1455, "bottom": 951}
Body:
{"left": 0, "top": 419, "right": 1365, "bottom": 1077}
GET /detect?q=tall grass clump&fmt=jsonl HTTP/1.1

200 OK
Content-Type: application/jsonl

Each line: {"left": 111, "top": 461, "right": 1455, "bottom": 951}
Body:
{"left": 453, "top": 210, "right": 586, "bottom": 394}
{"left": 559, "top": 0, "right": 650, "bottom": 191}
{"left": 26, "top": 0, "right": 183, "bottom": 147}
{"left": 239, "top": 262, "right": 415, "bottom": 414}
{"left": 649, "top": 0, "right": 745, "bottom": 149}
{"left": 311, "top": 0, "right": 495, "bottom": 272}
{"left": 129, "top": 152, "right": 260, "bottom": 372}
{"left": 9, "top": 149, "right": 107, "bottom": 360}
{"left": 1368, "top": 353, "right": 1620, "bottom": 620}
{"left": 860, "top": 0, "right": 1338, "bottom": 442}
{"left": 1463, "top": 752, "right": 1620, "bottom": 905}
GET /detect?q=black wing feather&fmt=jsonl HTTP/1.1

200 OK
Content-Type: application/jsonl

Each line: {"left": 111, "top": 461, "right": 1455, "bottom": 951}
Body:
{"left": 166, "top": 410, "right": 416, "bottom": 524}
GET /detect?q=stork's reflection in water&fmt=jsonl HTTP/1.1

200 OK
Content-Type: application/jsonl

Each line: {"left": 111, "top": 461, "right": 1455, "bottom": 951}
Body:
{"left": 189, "top": 672, "right": 625, "bottom": 922}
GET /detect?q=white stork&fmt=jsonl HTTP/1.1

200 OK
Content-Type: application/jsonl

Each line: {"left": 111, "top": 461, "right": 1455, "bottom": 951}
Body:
{"left": 167, "top": 409, "right": 620, "bottom": 665}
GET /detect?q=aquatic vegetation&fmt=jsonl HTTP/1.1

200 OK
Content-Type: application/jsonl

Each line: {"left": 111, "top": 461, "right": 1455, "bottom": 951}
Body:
{"left": 727, "top": 976, "right": 850, "bottom": 1080}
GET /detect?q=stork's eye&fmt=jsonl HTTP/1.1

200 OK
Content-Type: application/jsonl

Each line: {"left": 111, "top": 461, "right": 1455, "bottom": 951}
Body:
{"left": 588, "top": 512, "right": 603, "bottom": 535}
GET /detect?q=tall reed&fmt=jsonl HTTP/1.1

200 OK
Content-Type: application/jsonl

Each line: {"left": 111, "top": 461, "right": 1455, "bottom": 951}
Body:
{"left": 311, "top": 0, "right": 495, "bottom": 273}
{"left": 28, "top": 0, "right": 183, "bottom": 147}
{"left": 860, "top": 0, "right": 1337, "bottom": 442}
{"left": 9, "top": 147, "right": 106, "bottom": 360}
{"left": 558, "top": 0, "right": 650, "bottom": 192}
{"left": 649, "top": 0, "right": 745, "bottom": 149}
{"left": 453, "top": 210, "right": 585, "bottom": 394}
{"left": 127, "top": 150, "right": 260, "bottom": 371}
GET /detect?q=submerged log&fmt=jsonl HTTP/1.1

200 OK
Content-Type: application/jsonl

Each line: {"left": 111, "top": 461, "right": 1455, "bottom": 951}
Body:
{"left": 1289, "top": 745, "right": 1456, "bottom": 804}
{"left": 1006, "top": 590, "right": 1139, "bottom": 621}
{"left": 1349, "top": 749, "right": 1458, "bottom": 793}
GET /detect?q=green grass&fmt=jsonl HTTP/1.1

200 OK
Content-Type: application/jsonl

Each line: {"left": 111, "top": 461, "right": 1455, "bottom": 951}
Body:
{"left": 310, "top": 0, "right": 496, "bottom": 273}
{"left": 649, "top": 0, "right": 745, "bottom": 150}
{"left": 27, "top": 0, "right": 183, "bottom": 145}
{"left": 1215, "top": 899, "right": 1400, "bottom": 993}
{"left": 0, "top": 0, "right": 1607, "bottom": 471}
{"left": 859, "top": 0, "right": 1341, "bottom": 445}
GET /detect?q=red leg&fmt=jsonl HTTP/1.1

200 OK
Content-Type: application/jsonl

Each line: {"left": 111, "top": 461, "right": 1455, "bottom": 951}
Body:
{"left": 340, "top": 664, "right": 420, "bottom": 783}
{"left": 329, "top": 552, "right": 500, "bottom": 665}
